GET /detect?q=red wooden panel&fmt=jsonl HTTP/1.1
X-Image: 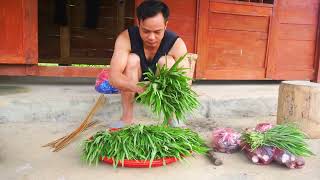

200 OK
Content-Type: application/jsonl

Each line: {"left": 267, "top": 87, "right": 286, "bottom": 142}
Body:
{"left": 210, "top": 1, "right": 273, "bottom": 17}
{"left": 0, "top": 65, "right": 28, "bottom": 75}
{"left": 168, "top": 17, "right": 195, "bottom": 37}
{"left": 180, "top": 36, "right": 194, "bottom": 52}
{"left": 163, "top": 0, "right": 197, "bottom": 18}
{"left": 278, "top": 0, "right": 319, "bottom": 25}
{"left": 0, "top": 1, "right": 23, "bottom": 56}
{"left": 278, "top": 24, "right": 317, "bottom": 41}
{"left": 276, "top": 40, "right": 316, "bottom": 69}
{"left": 197, "top": 0, "right": 272, "bottom": 79}
{"left": 209, "top": 12, "right": 269, "bottom": 32}
{"left": 195, "top": 0, "right": 209, "bottom": 79}
{"left": 0, "top": 1, "right": 24, "bottom": 63}
{"left": 164, "top": 0, "right": 197, "bottom": 52}
{"left": 266, "top": 0, "right": 320, "bottom": 81}
{"left": 272, "top": 70, "right": 314, "bottom": 80}
{"left": 201, "top": 68, "right": 266, "bottom": 80}
{"left": 0, "top": 0, "right": 37, "bottom": 64}
{"left": 196, "top": 0, "right": 272, "bottom": 79}
{"left": 22, "top": 0, "right": 37, "bottom": 64}
{"left": 208, "top": 29, "right": 267, "bottom": 69}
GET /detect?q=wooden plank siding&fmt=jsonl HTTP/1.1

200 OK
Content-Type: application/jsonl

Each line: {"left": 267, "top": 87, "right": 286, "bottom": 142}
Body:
{"left": 135, "top": 0, "right": 197, "bottom": 52}
{"left": 267, "top": 0, "right": 320, "bottom": 80}
{"left": 196, "top": 0, "right": 273, "bottom": 79}
{"left": 0, "top": 0, "right": 38, "bottom": 64}
{"left": 162, "top": 0, "right": 197, "bottom": 52}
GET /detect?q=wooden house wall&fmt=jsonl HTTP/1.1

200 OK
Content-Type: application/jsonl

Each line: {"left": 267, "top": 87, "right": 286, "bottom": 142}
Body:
{"left": 0, "top": 0, "right": 319, "bottom": 82}
{"left": 0, "top": 0, "right": 37, "bottom": 64}
{"left": 267, "top": 0, "right": 320, "bottom": 80}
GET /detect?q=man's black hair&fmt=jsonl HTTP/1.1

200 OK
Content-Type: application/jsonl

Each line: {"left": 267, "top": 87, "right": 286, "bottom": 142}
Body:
{"left": 136, "top": 0, "right": 170, "bottom": 22}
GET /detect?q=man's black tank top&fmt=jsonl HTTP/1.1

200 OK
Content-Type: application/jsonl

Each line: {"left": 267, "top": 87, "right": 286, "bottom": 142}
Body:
{"left": 128, "top": 26, "right": 179, "bottom": 80}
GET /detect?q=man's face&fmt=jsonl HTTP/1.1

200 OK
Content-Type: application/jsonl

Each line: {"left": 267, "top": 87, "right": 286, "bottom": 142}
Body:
{"left": 138, "top": 13, "right": 167, "bottom": 48}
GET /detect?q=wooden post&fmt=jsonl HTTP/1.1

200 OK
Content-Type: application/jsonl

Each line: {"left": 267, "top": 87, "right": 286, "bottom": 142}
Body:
{"left": 59, "top": 0, "right": 71, "bottom": 65}
{"left": 60, "top": 26, "right": 70, "bottom": 59}
{"left": 117, "top": 0, "right": 126, "bottom": 35}
{"left": 195, "top": 0, "right": 209, "bottom": 79}
{"left": 277, "top": 81, "right": 320, "bottom": 138}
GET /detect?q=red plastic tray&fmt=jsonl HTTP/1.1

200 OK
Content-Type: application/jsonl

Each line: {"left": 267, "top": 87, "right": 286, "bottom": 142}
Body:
{"left": 101, "top": 157, "right": 179, "bottom": 168}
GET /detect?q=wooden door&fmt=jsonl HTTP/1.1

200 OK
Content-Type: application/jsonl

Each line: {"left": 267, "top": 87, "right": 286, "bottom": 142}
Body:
{"left": 196, "top": 0, "right": 273, "bottom": 80}
{"left": 267, "top": 0, "right": 320, "bottom": 80}
{"left": 0, "top": 0, "right": 37, "bottom": 65}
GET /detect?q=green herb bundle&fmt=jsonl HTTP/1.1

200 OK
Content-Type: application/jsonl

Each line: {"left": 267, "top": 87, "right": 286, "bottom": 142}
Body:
{"left": 241, "top": 124, "right": 314, "bottom": 156}
{"left": 136, "top": 54, "right": 200, "bottom": 125}
{"left": 82, "top": 125, "right": 209, "bottom": 167}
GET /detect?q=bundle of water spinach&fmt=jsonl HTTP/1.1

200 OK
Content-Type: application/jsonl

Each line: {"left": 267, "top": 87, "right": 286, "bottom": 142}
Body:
{"left": 82, "top": 125, "right": 209, "bottom": 167}
{"left": 136, "top": 53, "right": 200, "bottom": 125}
{"left": 241, "top": 124, "right": 314, "bottom": 157}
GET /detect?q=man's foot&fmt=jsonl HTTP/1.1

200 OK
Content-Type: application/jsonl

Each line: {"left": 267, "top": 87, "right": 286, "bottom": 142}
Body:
{"left": 169, "top": 119, "right": 187, "bottom": 128}
{"left": 109, "top": 120, "right": 132, "bottom": 129}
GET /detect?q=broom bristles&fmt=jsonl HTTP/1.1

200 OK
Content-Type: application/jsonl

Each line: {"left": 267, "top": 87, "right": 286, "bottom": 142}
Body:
{"left": 43, "top": 94, "right": 106, "bottom": 152}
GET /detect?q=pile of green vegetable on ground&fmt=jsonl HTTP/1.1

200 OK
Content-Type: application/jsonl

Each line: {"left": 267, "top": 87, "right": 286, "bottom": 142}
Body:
{"left": 82, "top": 54, "right": 207, "bottom": 167}
{"left": 82, "top": 125, "right": 209, "bottom": 167}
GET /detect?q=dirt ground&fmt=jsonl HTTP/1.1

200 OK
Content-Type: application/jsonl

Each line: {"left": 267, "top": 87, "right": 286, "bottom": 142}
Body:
{"left": 0, "top": 117, "right": 319, "bottom": 180}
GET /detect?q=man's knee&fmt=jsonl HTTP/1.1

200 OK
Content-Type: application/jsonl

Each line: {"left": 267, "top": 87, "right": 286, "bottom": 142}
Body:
{"left": 126, "top": 53, "right": 140, "bottom": 69}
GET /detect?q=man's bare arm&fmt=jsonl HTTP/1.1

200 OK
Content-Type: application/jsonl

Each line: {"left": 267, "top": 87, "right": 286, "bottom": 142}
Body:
{"left": 169, "top": 38, "right": 188, "bottom": 61}
{"left": 109, "top": 31, "right": 143, "bottom": 93}
{"left": 169, "top": 38, "right": 195, "bottom": 84}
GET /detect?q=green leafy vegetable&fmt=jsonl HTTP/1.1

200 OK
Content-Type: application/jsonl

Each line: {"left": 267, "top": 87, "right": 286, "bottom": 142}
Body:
{"left": 136, "top": 54, "right": 200, "bottom": 125}
{"left": 82, "top": 125, "right": 209, "bottom": 167}
{"left": 241, "top": 124, "right": 314, "bottom": 157}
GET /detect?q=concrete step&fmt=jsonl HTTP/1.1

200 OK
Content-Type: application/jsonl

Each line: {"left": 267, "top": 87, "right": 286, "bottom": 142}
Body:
{"left": 0, "top": 76, "right": 280, "bottom": 123}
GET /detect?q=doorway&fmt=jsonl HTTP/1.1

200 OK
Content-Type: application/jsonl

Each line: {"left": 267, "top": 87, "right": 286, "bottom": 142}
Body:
{"left": 38, "top": 0, "right": 135, "bottom": 67}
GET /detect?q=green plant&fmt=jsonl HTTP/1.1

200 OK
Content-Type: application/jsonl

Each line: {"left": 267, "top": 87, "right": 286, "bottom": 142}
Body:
{"left": 82, "top": 125, "right": 209, "bottom": 167}
{"left": 136, "top": 54, "right": 199, "bottom": 125}
{"left": 241, "top": 124, "right": 314, "bottom": 157}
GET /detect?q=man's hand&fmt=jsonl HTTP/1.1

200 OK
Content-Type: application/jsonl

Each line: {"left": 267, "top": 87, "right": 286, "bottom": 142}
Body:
{"left": 131, "top": 84, "right": 145, "bottom": 94}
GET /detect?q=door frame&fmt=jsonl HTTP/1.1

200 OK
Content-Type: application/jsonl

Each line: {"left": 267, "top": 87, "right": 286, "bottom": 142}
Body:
{"left": 0, "top": 0, "right": 105, "bottom": 77}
